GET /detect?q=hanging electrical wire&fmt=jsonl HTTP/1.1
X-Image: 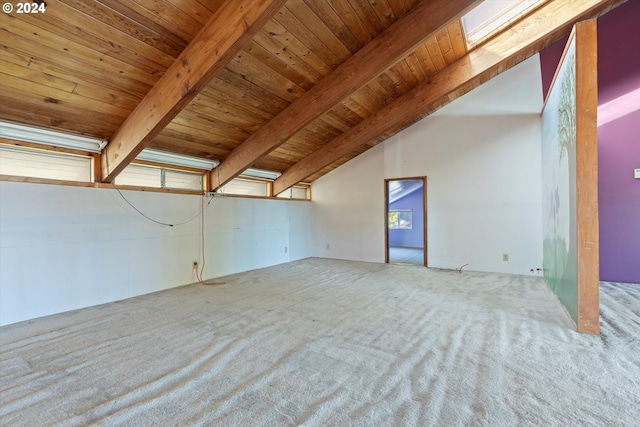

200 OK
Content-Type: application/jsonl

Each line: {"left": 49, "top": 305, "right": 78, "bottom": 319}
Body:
{"left": 106, "top": 156, "right": 223, "bottom": 284}
{"left": 112, "top": 183, "right": 215, "bottom": 227}
{"left": 196, "top": 193, "right": 225, "bottom": 286}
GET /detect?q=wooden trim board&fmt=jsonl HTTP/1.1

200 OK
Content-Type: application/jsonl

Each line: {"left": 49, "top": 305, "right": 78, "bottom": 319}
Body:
{"left": 574, "top": 20, "right": 599, "bottom": 334}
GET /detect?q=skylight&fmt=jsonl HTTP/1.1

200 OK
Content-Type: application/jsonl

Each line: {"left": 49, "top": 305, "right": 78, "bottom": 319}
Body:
{"left": 461, "top": 0, "right": 546, "bottom": 47}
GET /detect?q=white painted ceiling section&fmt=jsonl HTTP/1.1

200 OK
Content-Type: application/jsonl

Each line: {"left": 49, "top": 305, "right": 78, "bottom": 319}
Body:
{"left": 435, "top": 55, "right": 544, "bottom": 116}
{"left": 312, "top": 55, "right": 545, "bottom": 275}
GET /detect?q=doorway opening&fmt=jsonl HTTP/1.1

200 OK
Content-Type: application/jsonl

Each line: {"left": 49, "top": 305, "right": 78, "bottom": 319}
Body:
{"left": 385, "top": 177, "right": 427, "bottom": 266}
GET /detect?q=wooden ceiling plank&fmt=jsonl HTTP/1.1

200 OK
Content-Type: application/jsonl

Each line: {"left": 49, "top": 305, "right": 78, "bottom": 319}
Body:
{"left": 346, "top": 0, "right": 386, "bottom": 36}
{"left": 339, "top": 96, "right": 371, "bottom": 121}
{"left": 252, "top": 29, "right": 326, "bottom": 86}
{"left": 0, "top": 88, "right": 124, "bottom": 130}
{"left": 0, "top": 72, "right": 132, "bottom": 118}
{"left": 436, "top": 27, "right": 457, "bottom": 65}
{"left": 126, "top": 0, "right": 204, "bottom": 41}
{"left": 302, "top": 0, "right": 363, "bottom": 54}
{"left": 327, "top": 0, "right": 374, "bottom": 46}
{"left": 275, "top": 139, "right": 318, "bottom": 157}
{"left": 171, "top": 106, "right": 258, "bottom": 139}
{"left": 162, "top": 122, "right": 245, "bottom": 150}
{"left": 164, "top": 0, "right": 219, "bottom": 27}
{"left": 245, "top": 40, "right": 316, "bottom": 90}
{"left": 71, "top": 84, "right": 141, "bottom": 112}
{"left": 414, "top": 44, "right": 438, "bottom": 77}
{"left": 261, "top": 20, "right": 333, "bottom": 77}
{"left": 448, "top": 21, "right": 468, "bottom": 59}
{"left": 375, "top": 71, "right": 406, "bottom": 99}
{"left": 150, "top": 136, "right": 229, "bottom": 158}
{"left": 1, "top": 61, "right": 77, "bottom": 93}
{"left": 321, "top": 111, "right": 357, "bottom": 133}
{"left": 0, "top": 101, "right": 116, "bottom": 139}
{"left": 195, "top": 86, "right": 277, "bottom": 124}
{"left": 328, "top": 103, "right": 364, "bottom": 127}
{"left": 1, "top": 52, "right": 142, "bottom": 113}
{"left": 193, "top": 0, "right": 226, "bottom": 15}
{"left": 285, "top": 1, "right": 353, "bottom": 61}
{"left": 59, "top": 0, "right": 184, "bottom": 58}
{"left": 0, "top": 45, "right": 148, "bottom": 104}
{"left": 0, "top": 84, "right": 127, "bottom": 126}
{"left": 394, "top": 60, "right": 420, "bottom": 89}
{"left": 361, "top": 82, "right": 394, "bottom": 110}
{"left": 404, "top": 0, "right": 420, "bottom": 10}
{"left": 99, "top": 0, "right": 190, "bottom": 47}
{"left": 387, "top": 0, "right": 412, "bottom": 18}
{"left": 272, "top": 0, "right": 621, "bottom": 194}
{"left": 368, "top": 0, "right": 398, "bottom": 28}
{"left": 100, "top": 0, "right": 287, "bottom": 182}
{"left": 18, "top": 1, "right": 175, "bottom": 73}
{"left": 301, "top": 122, "right": 343, "bottom": 145}
{"left": 348, "top": 85, "right": 383, "bottom": 117}
{"left": 425, "top": 34, "right": 447, "bottom": 71}
{"left": 368, "top": 76, "right": 394, "bottom": 100}
{"left": 205, "top": 76, "right": 288, "bottom": 118}
{"left": 273, "top": 6, "right": 344, "bottom": 70}
{"left": 183, "top": 95, "right": 270, "bottom": 133}
{"left": 224, "top": 53, "right": 306, "bottom": 103}
{"left": 209, "top": 0, "right": 479, "bottom": 190}
{"left": 404, "top": 54, "right": 428, "bottom": 85}
{"left": 153, "top": 130, "right": 232, "bottom": 151}
{"left": 296, "top": 120, "right": 342, "bottom": 144}
{"left": 253, "top": 158, "right": 295, "bottom": 173}
{"left": 4, "top": 16, "right": 159, "bottom": 88}
{"left": 159, "top": 127, "right": 240, "bottom": 149}
{"left": 215, "top": 69, "right": 291, "bottom": 112}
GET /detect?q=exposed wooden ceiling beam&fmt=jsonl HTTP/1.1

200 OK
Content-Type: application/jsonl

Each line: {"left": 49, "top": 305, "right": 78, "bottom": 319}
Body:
{"left": 272, "top": 0, "right": 623, "bottom": 195}
{"left": 100, "top": 0, "right": 287, "bottom": 182}
{"left": 209, "top": 0, "right": 481, "bottom": 191}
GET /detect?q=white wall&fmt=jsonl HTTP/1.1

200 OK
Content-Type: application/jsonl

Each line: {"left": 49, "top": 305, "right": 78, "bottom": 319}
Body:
{"left": 312, "top": 147, "right": 385, "bottom": 261}
{"left": 312, "top": 55, "right": 544, "bottom": 275}
{"left": 0, "top": 181, "right": 312, "bottom": 325}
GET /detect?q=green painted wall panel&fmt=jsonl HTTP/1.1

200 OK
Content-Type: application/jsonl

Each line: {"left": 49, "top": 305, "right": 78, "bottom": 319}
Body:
{"left": 541, "top": 36, "right": 578, "bottom": 324}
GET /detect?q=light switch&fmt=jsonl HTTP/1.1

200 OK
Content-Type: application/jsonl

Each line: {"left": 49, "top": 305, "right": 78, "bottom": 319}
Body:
{"left": 635, "top": 168, "right": 640, "bottom": 179}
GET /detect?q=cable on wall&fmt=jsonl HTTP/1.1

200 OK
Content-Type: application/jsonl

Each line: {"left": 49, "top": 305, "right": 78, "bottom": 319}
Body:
{"left": 111, "top": 182, "right": 215, "bottom": 227}
{"left": 196, "top": 193, "right": 225, "bottom": 286}
{"left": 113, "top": 185, "right": 223, "bottom": 285}
{"left": 171, "top": 193, "right": 215, "bottom": 226}
{"left": 112, "top": 184, "right": 174, "bottom": 227}
{"left": 106, "top": 150, "right": 216, "bottom": 227}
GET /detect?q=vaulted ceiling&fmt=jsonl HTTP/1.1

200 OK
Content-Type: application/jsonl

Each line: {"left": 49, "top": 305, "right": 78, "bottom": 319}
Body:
{"left": 0, "top": 0, "right": 625, "bottom": 195}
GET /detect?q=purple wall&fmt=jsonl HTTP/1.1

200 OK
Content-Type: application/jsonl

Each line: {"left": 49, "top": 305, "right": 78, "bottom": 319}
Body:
{"left": 389, "top": 188, "right": 424, "bottom": 248}
{"left": 539, "top": 1, "right": 640, "bottom": 284}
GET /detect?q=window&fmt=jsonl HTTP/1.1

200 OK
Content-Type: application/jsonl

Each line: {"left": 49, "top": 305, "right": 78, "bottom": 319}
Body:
{"left": 164, "top": 169, "right": 203, "bottom": 190}
{"left": 115, "top": 164, "right": 161, "bottom": 188}
{"left": 217, "top": 178, "right": 311, "bottom": 200}
{"left": 219, "top": 178, "right": 269, "bottom": 197}
{"left": 461, "top": 0, "right": 546, "bottom": 47}
{"left": 115, "top": 163, "right": 203, "bottom": 191}
{"left": 0, "top": 145, "right": 92, "bottom": 182}
{"left": 276, "top": 186, "right": 309, "bottom": 200}
{"left": 388, "top": 209, "right": 412, "bottom": 229}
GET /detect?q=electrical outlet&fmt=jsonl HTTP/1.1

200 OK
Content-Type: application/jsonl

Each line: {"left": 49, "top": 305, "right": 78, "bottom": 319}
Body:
{"left": 284, "top": 246, "right": 288, "bottom": 253}
{"left": 502, "top": 253, "right": 509, "bottom": 262}
{"left": 192, "top": 261, "right": 198, "bottom": 269}
{"left": 326, "top": 243, "right": 330, "bottom": 250}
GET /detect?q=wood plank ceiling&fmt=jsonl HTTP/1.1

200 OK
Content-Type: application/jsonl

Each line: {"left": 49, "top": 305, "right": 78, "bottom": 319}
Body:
{"left": 0, "top": 0, "right": 626, "bottom": 194}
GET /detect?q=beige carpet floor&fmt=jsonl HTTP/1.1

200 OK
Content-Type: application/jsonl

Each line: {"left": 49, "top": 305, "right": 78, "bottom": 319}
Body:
{"left": 1, "top": 258, "right": 639, "bottom": 426}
